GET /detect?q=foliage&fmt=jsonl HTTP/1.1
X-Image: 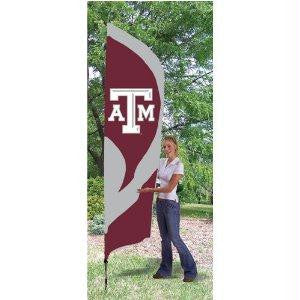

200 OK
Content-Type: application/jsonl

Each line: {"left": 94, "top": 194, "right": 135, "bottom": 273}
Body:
{"left": 88, "top": 214, "right": 105, "bottom": 235}
{"left": 88, "top": 195, "right": 104, "bottom": 220}
{"left": 88, "top": 254, "right": 212, "bottom": 300}
{"left": 87, "top": 1, "right": 213, "bottom": 204}
{"left": 176, "top": 141, "right": 213, "bottom": 204}
{"left": 87, "top": 176, "right": 104, "bottom": 197}
{"left": 87, "top": 176, "right": 104, "bottom": 219}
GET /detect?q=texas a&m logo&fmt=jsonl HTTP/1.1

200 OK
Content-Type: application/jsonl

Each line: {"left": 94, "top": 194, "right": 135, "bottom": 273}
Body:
{"left": 108, "top": 88, "right": 155, "bottom": 134}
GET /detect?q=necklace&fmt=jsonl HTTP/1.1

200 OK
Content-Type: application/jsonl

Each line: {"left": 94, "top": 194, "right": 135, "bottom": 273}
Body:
{"left": 166, "top": 157, "right": 176, "bottom": 166}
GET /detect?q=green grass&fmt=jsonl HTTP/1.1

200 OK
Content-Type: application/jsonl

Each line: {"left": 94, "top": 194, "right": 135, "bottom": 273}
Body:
{"left": 180, "top": 203, "right": 213, "bottom": 219}
{"left": 88, "top": 254, "right": 212, "bottom": 300}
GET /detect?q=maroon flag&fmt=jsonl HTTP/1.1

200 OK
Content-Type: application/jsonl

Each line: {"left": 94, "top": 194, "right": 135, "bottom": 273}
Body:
{"left": 104, "top": 23, "right": 164, "bottom": 260}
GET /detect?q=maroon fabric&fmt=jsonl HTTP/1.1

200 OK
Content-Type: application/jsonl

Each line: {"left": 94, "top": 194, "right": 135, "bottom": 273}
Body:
{"left": 104, "top": 35, "right": 161, "bottom": 259}
{"left": 104, "top": 171, "right": 157, "bottom": 259}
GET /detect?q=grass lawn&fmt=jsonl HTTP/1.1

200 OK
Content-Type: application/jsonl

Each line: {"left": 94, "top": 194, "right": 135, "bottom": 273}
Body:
{"left": 88, "top": 254, "right": 212, "bottom": 300}
{"left": 180, "top": 203, "right": 213, "bottom": 219}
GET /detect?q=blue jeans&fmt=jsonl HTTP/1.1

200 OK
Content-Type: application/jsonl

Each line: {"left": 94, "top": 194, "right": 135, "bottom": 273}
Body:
{"left": 155, "top": 198, "right": 198, "bottom": 278}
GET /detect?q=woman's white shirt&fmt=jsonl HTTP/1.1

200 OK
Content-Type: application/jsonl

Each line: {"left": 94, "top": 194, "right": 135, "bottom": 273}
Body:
{"left": 157, "top": 157, "right": 184, "bottom": 202}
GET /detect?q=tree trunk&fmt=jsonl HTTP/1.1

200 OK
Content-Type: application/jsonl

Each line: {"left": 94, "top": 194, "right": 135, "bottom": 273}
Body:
{"left": 88, "top": 71, "right": 105, "bottom": 176}
{"left": 88, "top": 146, "right": 104, "bottom": 176}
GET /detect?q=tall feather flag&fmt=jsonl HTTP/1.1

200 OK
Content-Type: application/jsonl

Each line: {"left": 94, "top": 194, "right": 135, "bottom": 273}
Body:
{"left": 103, "top": 23, "right": 164, "bottom": 288}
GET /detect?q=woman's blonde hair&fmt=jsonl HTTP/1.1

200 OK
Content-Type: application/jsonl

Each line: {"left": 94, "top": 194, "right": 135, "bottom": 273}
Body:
{"left": 163, "top": 135, "right": 179, "bottom": 155}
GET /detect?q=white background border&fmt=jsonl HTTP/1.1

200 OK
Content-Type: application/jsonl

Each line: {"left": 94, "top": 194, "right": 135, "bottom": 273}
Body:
{"left": 0, "top": 1, "right": 299, "bottom": 299}
{"left": 214, "top": 1, "right": 300, "bottom": 299}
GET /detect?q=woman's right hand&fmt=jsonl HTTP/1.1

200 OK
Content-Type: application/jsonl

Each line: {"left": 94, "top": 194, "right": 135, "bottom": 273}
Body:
{"left": 137, "top": 187, "right": 153, "bottom": 193}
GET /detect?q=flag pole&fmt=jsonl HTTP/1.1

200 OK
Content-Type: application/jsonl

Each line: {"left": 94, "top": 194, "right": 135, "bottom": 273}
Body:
{"left": 104, "top": 258, "right": 108, "bottom": 291}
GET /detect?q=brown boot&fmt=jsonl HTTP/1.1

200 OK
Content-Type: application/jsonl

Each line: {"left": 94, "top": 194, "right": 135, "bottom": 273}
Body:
{"left": 183, "top": 276, "right": 197, "bottom": 282}
{"left": 153, "top": 273, "right": 167, "bottom": 279}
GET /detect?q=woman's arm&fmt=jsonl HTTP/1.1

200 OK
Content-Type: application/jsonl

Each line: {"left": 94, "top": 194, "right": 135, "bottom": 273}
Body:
{"left": 137, "top": 174, "right": 183, "bottom": 194}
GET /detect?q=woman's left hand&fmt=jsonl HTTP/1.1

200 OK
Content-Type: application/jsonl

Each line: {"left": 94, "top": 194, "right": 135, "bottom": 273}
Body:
{"left": 137, "top": 187, "right": 153, "bottom": 193}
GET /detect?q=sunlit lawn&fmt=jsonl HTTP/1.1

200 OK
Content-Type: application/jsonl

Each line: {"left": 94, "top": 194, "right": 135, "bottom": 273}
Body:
{"left": 180, "top": 203, "right": 213, "bottom": 219}
{"left": 88, "top": 203, "right": 213, "bottom": 299}
{"left": 88, "top": 254, "right": 212, "bottom": 300}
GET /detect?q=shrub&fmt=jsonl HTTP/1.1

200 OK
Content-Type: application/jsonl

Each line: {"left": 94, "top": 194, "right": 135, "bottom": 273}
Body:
{"left": 176, "top": 140, "right": 213, "bottom": 205}
{"left": 179, "top": 158, "right": 213, "bottom": 204}
{"left": 88, "top": 195, "right": 104, "bottom": 220}
{"left": 88, "top": 214, "right": 105, "bottom": 235}
{"left": 88, "top": 176, "right": 104, "bottom": 197}
{"left": 87, "top": 176, "right": 104, "bottom": 220}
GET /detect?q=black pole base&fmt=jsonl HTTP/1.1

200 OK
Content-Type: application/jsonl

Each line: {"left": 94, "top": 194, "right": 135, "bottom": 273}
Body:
{"left": 104, "top": 258, "right": 108, "bottom": 291}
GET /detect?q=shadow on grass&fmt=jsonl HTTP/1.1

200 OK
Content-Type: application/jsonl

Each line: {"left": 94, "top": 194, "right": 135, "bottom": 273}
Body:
{"left": 198, "top": 273, "right": 210, "bottom": 281}
{"left": 116, "top": 257, "right": 160, "bottom": 277}
{"left": 116, "top": 257, "right": 207, "bottom": 280}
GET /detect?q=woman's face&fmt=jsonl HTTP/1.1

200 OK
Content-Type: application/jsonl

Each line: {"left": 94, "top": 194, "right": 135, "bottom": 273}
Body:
{"left": 163, "top": 140, "right": 176, "bottom": 157}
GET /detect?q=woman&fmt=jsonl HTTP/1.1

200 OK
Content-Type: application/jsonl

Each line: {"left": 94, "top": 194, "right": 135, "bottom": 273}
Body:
{"left": 137, "top": 135, "right": 198, "bottom": 282}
